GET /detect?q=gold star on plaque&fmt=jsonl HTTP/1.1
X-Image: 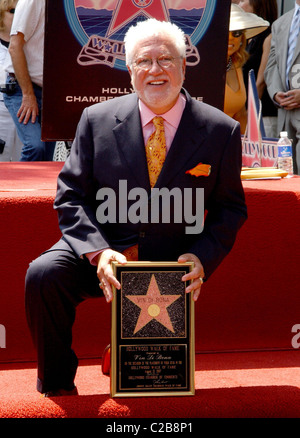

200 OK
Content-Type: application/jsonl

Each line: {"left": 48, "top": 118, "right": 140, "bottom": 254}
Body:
{"left": 126, "top": 274, "right": 181, "bottom": 334}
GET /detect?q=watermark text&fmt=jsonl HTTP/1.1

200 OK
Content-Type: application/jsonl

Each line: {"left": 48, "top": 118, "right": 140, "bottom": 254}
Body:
{"left": 291, "top": 324, "right": 300, "bottom": 349}
{"left": 0, "top": 324, "right": 6, "bottom": 348}
{"left": 96, "top": 181, "right": 204, "bottom": 234}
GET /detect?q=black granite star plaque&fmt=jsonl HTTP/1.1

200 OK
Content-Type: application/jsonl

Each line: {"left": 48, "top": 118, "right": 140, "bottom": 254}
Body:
{"left": 110, "top": 262, "right": 195, "bottom": 397}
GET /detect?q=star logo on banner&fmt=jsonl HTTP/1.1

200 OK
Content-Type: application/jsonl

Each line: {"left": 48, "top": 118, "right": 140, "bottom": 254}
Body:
{"left": 126, "top": 274, "right": 181, "bottom": 335}
{"left": 107, "top": 0, "right": 169, "bottom": 38}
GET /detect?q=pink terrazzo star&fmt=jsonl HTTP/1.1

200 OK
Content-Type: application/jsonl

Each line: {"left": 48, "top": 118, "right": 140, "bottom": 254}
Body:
{"left": 126, "top": 274, "right": 180, "bottom": 334}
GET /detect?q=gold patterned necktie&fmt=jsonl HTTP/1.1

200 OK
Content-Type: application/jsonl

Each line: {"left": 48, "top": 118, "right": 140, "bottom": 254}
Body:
{"left": 145, "top": 116, "right": 167, "bottom": 188}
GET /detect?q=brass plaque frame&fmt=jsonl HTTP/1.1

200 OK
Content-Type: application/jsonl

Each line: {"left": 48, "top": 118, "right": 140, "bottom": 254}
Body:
{"left": 111, "top": 261, "right": 195, "bottom": 397}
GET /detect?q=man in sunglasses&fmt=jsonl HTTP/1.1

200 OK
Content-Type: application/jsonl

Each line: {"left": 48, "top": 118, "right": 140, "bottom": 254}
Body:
{"left": 2, "top": 0, "right": 55, "bottom": 161}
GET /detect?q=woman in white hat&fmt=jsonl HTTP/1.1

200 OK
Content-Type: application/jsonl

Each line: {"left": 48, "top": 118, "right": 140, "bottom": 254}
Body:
{"left": 224, "top": 4, "right": 269, "bottom": 133}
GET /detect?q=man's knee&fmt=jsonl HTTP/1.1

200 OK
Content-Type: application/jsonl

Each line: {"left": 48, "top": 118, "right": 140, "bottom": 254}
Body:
{"left": 25, "top": 255, "right": 51, "bottom": 317}
{"left": 20, "top": 141, "right": 46, "bottom": 161}
{"left": 25, "top": 249, "right": 100, "bottom": 307}
{"left": 26, "top": 256, "right": 47, "bottom": 290}
{"left": 25, "top": 252, "right": 66, "bottom": 295}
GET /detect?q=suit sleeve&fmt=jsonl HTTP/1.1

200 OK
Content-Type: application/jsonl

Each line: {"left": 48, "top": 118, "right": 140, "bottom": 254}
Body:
{"left": 188, "top": 121, "right": 247, "bottom": 279}
{"left": 264, "top": 22, "right": 286, "bottom": 97}
{"left": 54, "top": 107, "right": 110, "bottom": 257}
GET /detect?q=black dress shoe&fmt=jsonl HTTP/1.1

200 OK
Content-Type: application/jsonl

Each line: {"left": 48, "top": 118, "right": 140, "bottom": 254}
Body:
{"left": 42, "top": 386, "right": 78, "bottom": 397}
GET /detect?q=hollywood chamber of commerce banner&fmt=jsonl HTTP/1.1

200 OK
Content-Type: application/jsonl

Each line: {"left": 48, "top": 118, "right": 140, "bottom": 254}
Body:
{"left": 42, "top": 0, "right": 231, "bottom": 141}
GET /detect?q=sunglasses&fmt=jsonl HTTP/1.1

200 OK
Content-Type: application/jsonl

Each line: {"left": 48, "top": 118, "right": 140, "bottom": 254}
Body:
{"left": 231, "top": 30, "right": 244, "bottom": 38}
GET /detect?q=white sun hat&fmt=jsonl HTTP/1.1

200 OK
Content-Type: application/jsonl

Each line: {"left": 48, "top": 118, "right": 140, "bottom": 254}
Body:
{"left": 229, "top": 4, "right": 270, "bottom": 39}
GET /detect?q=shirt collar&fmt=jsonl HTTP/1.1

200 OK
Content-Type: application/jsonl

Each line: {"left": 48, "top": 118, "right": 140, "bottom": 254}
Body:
{"left": 139, "top": 93, "right": 186, "bottom": 128}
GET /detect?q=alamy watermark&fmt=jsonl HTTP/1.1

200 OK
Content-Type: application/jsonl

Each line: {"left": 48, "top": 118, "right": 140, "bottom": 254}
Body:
{"left": 96, "top": 180, "right": 204, "bottom": 235}
{"left": 0, "top": 324, "right": 6, "bottom": 348}
{"left": 291, "top": 324, "right": 300, "bottom": 349}
{"left": 291, "top": 65, "right": 300, "bottom": 88}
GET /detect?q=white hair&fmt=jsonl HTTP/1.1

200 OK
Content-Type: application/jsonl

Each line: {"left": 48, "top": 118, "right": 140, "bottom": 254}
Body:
{"left": 124, "top": 19, "right": 186, "bottom": 66}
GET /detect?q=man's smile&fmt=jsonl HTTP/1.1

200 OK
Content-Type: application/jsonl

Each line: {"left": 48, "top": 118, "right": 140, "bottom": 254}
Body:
{"left": 148, "top": 80, "right": 167, "bottom": 86}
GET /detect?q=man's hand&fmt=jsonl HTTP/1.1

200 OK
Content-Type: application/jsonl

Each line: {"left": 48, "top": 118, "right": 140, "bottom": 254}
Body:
{"left": 8, "top": 32, "right": 39, "bottom": 124}
{"left": 178, "top": 253, "right": 205, "bottom": 302}
{"left": 97, "top": 250, "right": 205, "bottom": 303}
{"left": 275, "top": 90, "right": 300, "bottom": 110}
{"left": 96, "top": 249, "right": 127, "bottom": 303}
{"left": 17, "top": 93, "right": 39, "bottom": 124}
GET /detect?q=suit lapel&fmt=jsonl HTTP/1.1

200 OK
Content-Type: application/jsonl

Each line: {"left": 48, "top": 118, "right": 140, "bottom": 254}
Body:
{"left": 292, "top": 24, "right": 300, "bottom": 67}
{"left": 279, "top": 10, "right": 294, "bottom": 81}
{"left": 156, "top": 92, "right": 206, "bottom": 188}
{"left": 113, "top": 95, "right": 150, "bottom": 190}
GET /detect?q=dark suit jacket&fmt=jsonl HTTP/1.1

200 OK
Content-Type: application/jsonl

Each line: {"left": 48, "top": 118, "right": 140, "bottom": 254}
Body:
{"left": 54, "top": 89, "right": 247, "bottom": 279}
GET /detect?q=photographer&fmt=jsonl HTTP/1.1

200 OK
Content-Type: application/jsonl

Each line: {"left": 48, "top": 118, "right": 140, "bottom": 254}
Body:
{"left": 0, "top": 0, "right": 22, "bottom": 161}
{"left": 2, "top": 0, "right": 55, "bottom": 161}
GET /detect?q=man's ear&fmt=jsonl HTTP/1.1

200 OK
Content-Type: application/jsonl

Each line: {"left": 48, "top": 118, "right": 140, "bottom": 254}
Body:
{"left": 182, "top": 58, "right": 186, "bottom": 80}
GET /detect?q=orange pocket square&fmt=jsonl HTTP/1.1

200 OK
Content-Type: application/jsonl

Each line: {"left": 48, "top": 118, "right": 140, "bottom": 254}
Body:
{"left": 186, "top": 163, "right": 211, "bottom": 177}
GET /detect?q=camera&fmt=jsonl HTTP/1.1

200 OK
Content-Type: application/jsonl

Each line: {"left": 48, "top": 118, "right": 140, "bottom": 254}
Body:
{"left": 0, "top": 139, "right": 5, "bottom": 154}
{"left": 0, "top": 80, "right": 17, "bottom": 95}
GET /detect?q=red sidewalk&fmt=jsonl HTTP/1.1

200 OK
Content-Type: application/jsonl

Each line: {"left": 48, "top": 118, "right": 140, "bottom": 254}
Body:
{"left": 0, "top": 163, "right": 300, "bottom": 418}
{"left": 1, "top": 351, "right": 300, "bottom": 418}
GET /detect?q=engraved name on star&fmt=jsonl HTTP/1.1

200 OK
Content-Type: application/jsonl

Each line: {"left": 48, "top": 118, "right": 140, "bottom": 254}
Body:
{"left": 126, "top": 274, "right": 181, "bottom": 334}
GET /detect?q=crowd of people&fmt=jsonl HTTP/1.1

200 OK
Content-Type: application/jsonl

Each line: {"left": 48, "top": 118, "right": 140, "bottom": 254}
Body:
{"left": 1, "top": 0, "right": 300, "bottom": 172}
{"left": 226, "top": 0, "right": 300, "bottom": 175}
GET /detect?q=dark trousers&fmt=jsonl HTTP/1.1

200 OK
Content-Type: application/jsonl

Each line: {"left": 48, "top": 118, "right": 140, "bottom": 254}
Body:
{"left": 25, "top": 239, "right": 102, "bottom": 393}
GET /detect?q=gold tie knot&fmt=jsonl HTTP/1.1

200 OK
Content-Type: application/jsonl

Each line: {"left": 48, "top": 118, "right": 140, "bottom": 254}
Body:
{"left": 153, "top": 116, "right": 164, "bottom": 130}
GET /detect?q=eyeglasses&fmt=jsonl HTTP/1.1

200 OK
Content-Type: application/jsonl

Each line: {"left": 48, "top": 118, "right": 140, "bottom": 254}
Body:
{"left": 230, "top": 30, "right": 243, "bottom": 38}
{"left": 133, "top": 55, "right": 182, "bottom": 71}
